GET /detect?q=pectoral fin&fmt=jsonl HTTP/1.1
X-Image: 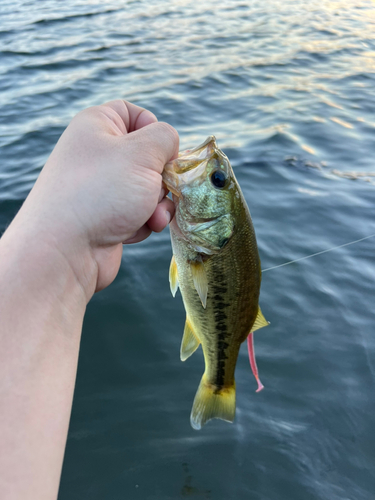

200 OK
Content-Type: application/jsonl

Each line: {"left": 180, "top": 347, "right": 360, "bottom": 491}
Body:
{"left": 252, "top": 307, "right": 269, "bottom": 332}
{"left": 169, "top": 255, "right": 179, "bottom": 297}
{"left": 190, "top": 259, "right": 208, "bottom": 308}
{"left": 180, "top": 318, "right": 200, "bottom": 361}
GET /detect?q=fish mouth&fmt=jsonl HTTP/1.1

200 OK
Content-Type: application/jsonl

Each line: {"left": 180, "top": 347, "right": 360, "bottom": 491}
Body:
{"left": 162, "top": 135, "right": 218, "bottom": 196}
{"left": 162, "top": 167, "right": 181, "bottom": 197}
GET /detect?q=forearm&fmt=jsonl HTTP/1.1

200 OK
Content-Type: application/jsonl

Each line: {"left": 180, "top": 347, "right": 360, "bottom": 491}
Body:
{"left": 0, "top": 99, "right": 178, "bottom": 499}
{"left": 0, "top": 221, "right": 90, "bottom": 500}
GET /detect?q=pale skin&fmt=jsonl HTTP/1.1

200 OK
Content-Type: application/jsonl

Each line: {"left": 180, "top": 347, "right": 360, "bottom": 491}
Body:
{"left": 0, "top": 100, "right": 179, "bottom": 500}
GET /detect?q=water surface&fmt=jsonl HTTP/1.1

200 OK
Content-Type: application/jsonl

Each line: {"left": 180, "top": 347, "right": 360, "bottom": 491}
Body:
{"left": 1, "top": 1, "right": 375, "bottom": 499}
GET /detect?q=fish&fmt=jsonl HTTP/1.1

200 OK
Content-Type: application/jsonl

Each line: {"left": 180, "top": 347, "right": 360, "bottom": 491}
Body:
{"left": 162, "top": 136, "right": 269, "bottom": 430}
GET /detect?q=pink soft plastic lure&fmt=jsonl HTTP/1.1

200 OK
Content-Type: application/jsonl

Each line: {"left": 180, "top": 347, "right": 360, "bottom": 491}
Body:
{"left": 247, "top": 333, "right": 264, "bottom": 392}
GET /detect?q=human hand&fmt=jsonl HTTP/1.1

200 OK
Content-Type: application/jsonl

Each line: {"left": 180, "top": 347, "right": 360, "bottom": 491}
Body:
{"left": 0, "top": 101, "right": 179, "bottom": 498}
{"left": 11, "top": 100, "right": 179, "bottom": 299}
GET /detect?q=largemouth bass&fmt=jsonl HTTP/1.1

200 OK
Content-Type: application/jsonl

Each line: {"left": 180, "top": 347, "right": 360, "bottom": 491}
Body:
{"left": 162, "top": 136, "right": 269, "bottom": 430}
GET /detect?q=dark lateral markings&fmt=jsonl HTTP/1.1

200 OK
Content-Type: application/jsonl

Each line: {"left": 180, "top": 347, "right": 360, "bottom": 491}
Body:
{"left": 212, "top": 270, "right": 231, "bottom": 388}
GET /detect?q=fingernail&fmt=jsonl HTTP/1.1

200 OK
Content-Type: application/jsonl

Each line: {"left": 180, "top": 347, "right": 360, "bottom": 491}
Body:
{"left": 158, "top": 188, "right": 166, "bottom": 203}
{"left": 166, "top": 211, "right": 171, "bottom": 224}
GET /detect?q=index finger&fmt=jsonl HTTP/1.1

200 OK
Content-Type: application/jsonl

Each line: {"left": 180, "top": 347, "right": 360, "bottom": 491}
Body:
{"left": 103, "top": 99, "right": 158, "bottom": 133}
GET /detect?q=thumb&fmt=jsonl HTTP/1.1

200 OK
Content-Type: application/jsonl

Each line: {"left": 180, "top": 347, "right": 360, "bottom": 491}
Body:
{"left": 125, "top": 122, "right": 179, "bottom": 173}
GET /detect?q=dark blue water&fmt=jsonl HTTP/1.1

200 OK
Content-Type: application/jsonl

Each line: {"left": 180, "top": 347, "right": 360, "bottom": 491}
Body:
{"left": 1, "top": 1, "right": 375, "bottom": 498}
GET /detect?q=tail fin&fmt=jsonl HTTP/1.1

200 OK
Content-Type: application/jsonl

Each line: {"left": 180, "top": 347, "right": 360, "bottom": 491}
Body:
{"left": 190, "top": 375, "right": 236, "bottom": 430}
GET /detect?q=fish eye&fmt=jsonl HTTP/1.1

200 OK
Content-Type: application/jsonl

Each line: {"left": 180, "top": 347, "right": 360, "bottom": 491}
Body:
{"left": 210, "top": 169, "right": 227, "bottom": 189}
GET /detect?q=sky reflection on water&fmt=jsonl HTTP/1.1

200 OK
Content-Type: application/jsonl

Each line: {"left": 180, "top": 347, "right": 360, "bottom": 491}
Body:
{"left": 1, "top": 1, "right": 375, "bottom": 499}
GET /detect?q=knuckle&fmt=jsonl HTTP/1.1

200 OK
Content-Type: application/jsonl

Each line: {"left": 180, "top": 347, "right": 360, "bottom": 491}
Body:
{"left": 157, "top": 122, "right": 179, "bottom": 144}
{"left": 110, "top": 98, "right": 126, "bottom": 107}
{"left": 105, "top": 99, "right": 128, "bottom": 113}
{"left": 74, "top": 105, "right": 102, "bottom": 122}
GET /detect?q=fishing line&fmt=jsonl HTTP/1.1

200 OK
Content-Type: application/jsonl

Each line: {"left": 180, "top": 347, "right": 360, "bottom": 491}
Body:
{"left": 261, "top": 233, "right": 375, "bottom": 273}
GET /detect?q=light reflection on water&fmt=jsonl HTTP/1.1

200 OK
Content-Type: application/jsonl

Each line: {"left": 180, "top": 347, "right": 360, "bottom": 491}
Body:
{"left": 1, "top": 0, "right": 375, "bottom": 499}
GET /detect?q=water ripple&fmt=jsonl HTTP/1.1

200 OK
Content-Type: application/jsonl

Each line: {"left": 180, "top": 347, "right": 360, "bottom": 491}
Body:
{"left": 1, "top": 1, "right": 375, "bottom": 499}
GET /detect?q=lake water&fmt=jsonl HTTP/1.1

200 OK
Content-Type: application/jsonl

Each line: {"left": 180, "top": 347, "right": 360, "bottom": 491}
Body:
{"left": 1, "top": 1, "right": 375, "bottom": 498}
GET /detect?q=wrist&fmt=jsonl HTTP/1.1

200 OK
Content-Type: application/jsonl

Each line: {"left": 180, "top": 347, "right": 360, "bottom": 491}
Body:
{"left": 0, "top": 207, "right": 93, "bottom": 500}
{"left": 2, "top": 195, "right": 100, "bottom": 304}
{"left": 0, "top": 214, "right": 95, "bottom": 316}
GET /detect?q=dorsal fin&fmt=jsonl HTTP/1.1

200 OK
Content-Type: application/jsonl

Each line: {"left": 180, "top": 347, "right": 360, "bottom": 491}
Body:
{"left": 190, "top": 259, "right": 208, "bottom": 308}
{"left": 252, "top": 307, "right": 269, "bottom": 332}
{"left": 169, "top": 255, "right": 179, "bottom": 297}
{"left": 180, "top": 318, "right": 200, "bottom": 361}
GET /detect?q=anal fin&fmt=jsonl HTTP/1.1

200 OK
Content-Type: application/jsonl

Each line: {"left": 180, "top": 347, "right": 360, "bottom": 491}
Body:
{"left": 181, "top": 318, "right": 200, "bottom": 361}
